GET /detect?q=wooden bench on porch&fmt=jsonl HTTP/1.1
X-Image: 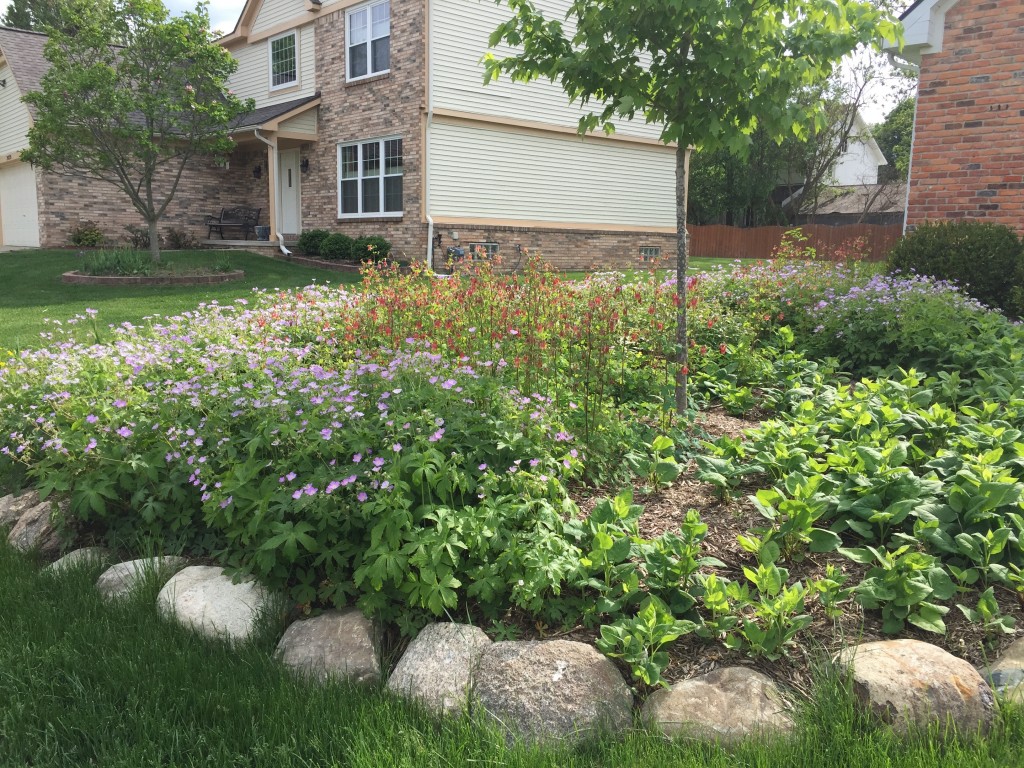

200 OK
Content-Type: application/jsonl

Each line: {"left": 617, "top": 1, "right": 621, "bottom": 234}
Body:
{"left": 204, "top": 206, "right": 262, "bottom": 240}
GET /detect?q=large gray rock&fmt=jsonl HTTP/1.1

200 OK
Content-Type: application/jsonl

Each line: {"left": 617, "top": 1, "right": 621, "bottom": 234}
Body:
{"left": 44, "top": 547, "right": 111, "bottom": 575}
{"left": 838, "top": 639, "right": 995, "bottom": 738}
{"left": 7, "top": 500, "right": 64, "bottom": 558}
{"left": 471, "top": 640, "right": 633, "bottom": 745}
{"left": 984, "top": 638, "right": 1024, "bottom": 704}
{"left": 157, "top": 565, "right": 274, "bottom": 643}
{"left": 276, "top": 609, "right": 380, "bottom": 684}
{"left": 388, "top": 622, "right": 491, "bottom": 715}
{"left": 0, "top": 490, "right": 40, "bottom": 528}
{"left": 96, "top": 556, "right": 188, "bottom": 600}
{"left": 643, "top": 667, "right": 794, "bottom": 744}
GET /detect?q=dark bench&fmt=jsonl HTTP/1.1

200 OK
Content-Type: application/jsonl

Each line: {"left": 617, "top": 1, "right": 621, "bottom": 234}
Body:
{"left": 204, "top": 206, "right": 261, "bottom": 240}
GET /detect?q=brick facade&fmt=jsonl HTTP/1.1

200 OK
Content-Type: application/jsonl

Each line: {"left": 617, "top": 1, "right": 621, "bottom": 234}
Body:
{"left": 36, "top": 148, "right": 268, "bottom": 248}
{"left": 906, "top": 0, "right": 1024, "bottom": 234}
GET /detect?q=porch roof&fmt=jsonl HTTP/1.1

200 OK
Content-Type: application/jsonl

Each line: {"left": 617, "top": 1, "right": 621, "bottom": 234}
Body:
{"left": 230, "top": 95, "right": 320, "bottom": 133}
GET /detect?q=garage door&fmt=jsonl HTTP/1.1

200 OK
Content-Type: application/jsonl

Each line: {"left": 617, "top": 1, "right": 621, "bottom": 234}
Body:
{"left": 0, "top": 162, "right": 40, "bottom": 248}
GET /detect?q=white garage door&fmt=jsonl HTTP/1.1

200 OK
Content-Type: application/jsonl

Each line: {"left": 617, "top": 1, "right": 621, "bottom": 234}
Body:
{"left": 0, "top": 162, "right": 40, "bottom": 248}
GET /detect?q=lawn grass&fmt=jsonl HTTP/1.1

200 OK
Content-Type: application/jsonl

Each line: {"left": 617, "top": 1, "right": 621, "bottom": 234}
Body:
{"left": 0, "top": 249, "right": 361, "bottom": 351}
{"left": 0, "top": 542, "right": 1019, "bottom": 768}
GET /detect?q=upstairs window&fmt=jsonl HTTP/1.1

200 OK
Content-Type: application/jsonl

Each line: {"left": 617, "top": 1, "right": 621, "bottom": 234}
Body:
{"left": 347, "top": 0, "right": 390, "bottom": 81}
{"left": 269, "top": 32, "right": 297, "bottom": 89}
{"left": 339, "top": 137, "right": 403, "bottom": 217}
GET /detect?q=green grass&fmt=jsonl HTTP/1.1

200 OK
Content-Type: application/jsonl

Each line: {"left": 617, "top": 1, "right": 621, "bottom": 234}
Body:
{"left": 0, "top": 249, "right": 361, "bottom": 351}
{"left": 0, "top": 542, "right": 1020, "bottom": 768}
{"left": 560, "top": 257, "right": 745, "bottom": 282}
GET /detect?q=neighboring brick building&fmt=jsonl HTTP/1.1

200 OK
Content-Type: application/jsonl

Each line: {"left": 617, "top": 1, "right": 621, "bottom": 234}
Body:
{"left": 0, "top": 1, "right": 679, "bottom": 270}
{"left": 887, "top": 0, "right": 1024, "bottom": 235}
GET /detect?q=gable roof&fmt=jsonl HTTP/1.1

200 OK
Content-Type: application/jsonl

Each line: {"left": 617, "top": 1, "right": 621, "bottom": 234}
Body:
{"left": 0, "top": 26, "right": 49, "bottom": 96}
{"left": 885, "top": 0, "right": 960, "bottom": 64}
{"left": 230, "top": 94, "right": 320, "bottom": 131}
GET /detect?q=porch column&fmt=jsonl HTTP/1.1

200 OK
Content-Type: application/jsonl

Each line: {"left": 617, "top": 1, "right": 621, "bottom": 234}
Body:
{"left": 265, "top": 138, "right": 279, "bottom": 241}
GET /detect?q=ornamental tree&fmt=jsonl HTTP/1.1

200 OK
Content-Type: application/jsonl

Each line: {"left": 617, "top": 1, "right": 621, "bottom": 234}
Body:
{"left": 485, "top": 0, "right": 898, "bottom": 412}
{"left": 21, "top": 0, "right": 252, "bottom": 261}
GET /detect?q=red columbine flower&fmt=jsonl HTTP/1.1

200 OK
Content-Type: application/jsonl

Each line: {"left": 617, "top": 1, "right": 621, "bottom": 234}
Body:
{"left": 719, "top": 344, "right": 727, "bottom": 355}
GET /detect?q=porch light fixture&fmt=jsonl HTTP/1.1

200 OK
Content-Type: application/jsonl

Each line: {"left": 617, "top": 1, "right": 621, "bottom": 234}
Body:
{"left": 252, "top": 164, "right": 262, "bottom": 179}
{"left": 0, "top": 79, "right": 6, "bottom": 87}
{"left": 300, "top": 158, "right": 310, "bottom": 173}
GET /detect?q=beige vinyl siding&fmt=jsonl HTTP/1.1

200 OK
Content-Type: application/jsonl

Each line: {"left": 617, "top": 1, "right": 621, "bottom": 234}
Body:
{"left": 430, "top": 0, "right": 663, "bottom": 142}
{"left": 279, "top": 111, "right": 317, "bottom": 134}
{"left": 0, "top": 63, "right": 31, "bottom": 157}
{"left": 428, "top": 118, "right": 674, "bottom": 228}
{"left": 252, "top": 0, "right": 300, "bottom": 34}
{"left": 227, "top": 24, "right": 315, "bottom": 106}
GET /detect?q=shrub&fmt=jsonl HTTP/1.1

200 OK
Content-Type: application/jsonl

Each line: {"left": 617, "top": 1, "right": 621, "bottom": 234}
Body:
{"left": 164, "top": 227, "right": 199, "bottom": 250}
{"left": 320, "top": 233, "right": 355, "bottom": 261}
{"left": 80, "top": 248, "right": 152, "bottom": 276}
{"left": 354, "top": 235, "right": 392, "bottom": 261}
{"left": 296, "top": 229, "right": 331, "bottom": 257}
{"left": 124, "top": 225, "right": 152, "bottom": 250}
{"left": 887, "top": 220, "right": 1024, "bottom": 313}
{"left": 68, "top": 221, "right": 104, "bottom": 247}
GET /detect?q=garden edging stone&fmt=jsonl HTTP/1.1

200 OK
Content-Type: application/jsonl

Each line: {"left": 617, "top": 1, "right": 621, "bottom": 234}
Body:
{"left": 275, "top": 608, "right": 380, "bottom": 684}
{"left": 7, "top": 499, "right": 65, "bottom": 559}
{"left": 0, "top": 491, "right": 40, "bottom": 529}
{"left": 45, "top": 547, "right": 111, "bottom": 574}
{"left": 157, "top": 565, "right": 276, "bottom": 643}
{"left": 96, "top": 556, "right": 189, "bottom": 600}
{"left": 388, "top": 621, "right": 491, "bottom": 715}
{"left": 984, "top": 637, "right": 1024, "bottom": 704}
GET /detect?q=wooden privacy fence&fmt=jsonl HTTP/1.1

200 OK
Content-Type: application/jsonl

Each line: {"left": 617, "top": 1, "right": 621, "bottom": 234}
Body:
{"left": 688, "top": 224, "right": 903, "bottom": 262}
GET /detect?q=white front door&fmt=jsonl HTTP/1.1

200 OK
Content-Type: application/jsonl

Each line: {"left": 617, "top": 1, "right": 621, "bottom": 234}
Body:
{"left": 0, "top": 162, "right": 40, "bottom": 247}
{"left": 278, "top": 149, "right": 301, "bottom": 235}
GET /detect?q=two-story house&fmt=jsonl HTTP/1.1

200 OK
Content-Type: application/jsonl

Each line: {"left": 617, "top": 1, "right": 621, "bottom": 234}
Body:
{"left": 0, "top": 0, "right": 678, "bottom": 269}
{"left": 884, "top": 0, "right": 1024, "bottom": 235}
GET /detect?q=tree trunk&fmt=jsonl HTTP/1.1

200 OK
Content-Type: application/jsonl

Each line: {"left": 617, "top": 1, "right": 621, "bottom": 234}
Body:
{"left": 674, "top": 144, "right": 692, "bottom": 415}
{"left": 147, "top": 218, "right": 160, "bottom": 263}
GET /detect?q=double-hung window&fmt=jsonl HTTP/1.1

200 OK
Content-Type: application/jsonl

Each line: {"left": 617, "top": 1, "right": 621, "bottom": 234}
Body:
{"left": 347, "top": 0, "right": 390, "bottom": 81}
{"left": 269, "top": 31, "right": 298, "bottom": 89}
{"left": 339, "top": 137, "right": 403, "bottom": 216}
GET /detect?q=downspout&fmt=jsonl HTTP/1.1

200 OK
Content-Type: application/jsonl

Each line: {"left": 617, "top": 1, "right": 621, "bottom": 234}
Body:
{"left": 887, "top": 52, "right": 921, "bottom": 236}
{"left": 253, "top": 129, "right": 290, "bottom": 256}
{"left": 424, "top": 0, "right": 437, "bottom": 273}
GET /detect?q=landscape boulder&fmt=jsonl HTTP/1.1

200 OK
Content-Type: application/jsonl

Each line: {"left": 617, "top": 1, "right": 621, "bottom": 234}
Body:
{"left": 388, "top": 622, "right": 491, "bottom": 715}
{"left": 837, "top": 639, "right": 994, "bottom": 738}
{"left": 44, "top": 547, "right": 110, "bottom": 575}
{"left": 157, "top": 565, "right": 275, "bottom": 643}
{"left": 0, "top": 490, "right": 40, "bottom": 528}
{"left": 471, "top": 639, "right": 633, "bottom": 745}
{"left": 983, "top": 638, "right": 1024, "bottom": 705}
{"left": 276, "top": 608, "right": 380, "bottom": 684}
{"left": 96, "top": 556, "right": 188, "bottom": 600}
{"left": 7, "top": 500, "right": 64, "bottom": 559}
{"left": 642, "top": 667, "right": 794, "bottom": 744}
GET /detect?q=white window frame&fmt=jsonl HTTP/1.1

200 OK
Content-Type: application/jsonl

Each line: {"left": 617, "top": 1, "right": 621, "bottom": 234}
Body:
{"left": 346, "top": 0, "right": 391, "bottom": 83}
{"left": 337, "top": 136, "right": 403, "bottom": 219}
{"left": 268, "top": 30, "right": 299, "bottom": 91}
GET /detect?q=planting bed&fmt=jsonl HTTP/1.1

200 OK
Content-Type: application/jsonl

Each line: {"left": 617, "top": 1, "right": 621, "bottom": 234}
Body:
{"left": 2, "top": 243, "right": 1023, "bottom": 701}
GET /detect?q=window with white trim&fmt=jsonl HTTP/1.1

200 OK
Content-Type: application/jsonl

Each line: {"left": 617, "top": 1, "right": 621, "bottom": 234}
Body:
{"left": 347, "top": 0, "right": 390, "bottom": 81}
{"left": 269, "top": 31, "right": 297, "bottom": 89}
{"left": 338, "top": 137, "right": 403, "bottom": 216}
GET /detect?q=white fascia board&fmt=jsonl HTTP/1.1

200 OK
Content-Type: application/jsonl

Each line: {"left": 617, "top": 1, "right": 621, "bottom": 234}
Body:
{"left": 883, "top": 0, "right": 960, "bottom": 65}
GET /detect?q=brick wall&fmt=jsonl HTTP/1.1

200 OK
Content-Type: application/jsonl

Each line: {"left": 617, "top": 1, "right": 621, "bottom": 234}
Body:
{"left": 36, "top": 147, "right": 267, "bottom": 248}
{"left": 907, "top": 0, "right": 1024, "bottom": 234}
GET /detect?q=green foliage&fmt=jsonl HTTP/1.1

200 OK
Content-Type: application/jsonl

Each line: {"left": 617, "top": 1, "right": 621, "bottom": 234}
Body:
{"left": 164, "top": 228, "right": 200, "bottom": 250}
{"left": 354, "top": 235, "right": 393, "bottom": 262}
{"left": 296, "top": 229, "right": 331, "bottom": 257}
{"left": 872, "top": 96, "right": 914, "bottom": 178}
{"left": 21, "top": 0, "right": 253, "bottom": 261}
{"left": 956, "top": 587, "right": 1016, "bottom": 638}
{"left": 80, "top": 248, "right": 152, "bottom": 277}
{"left": 887, "top": 221, "right": 1024, "bottom": 314}
{"left": 68, "top": 221, "right": 104, "bottom": 247}
{"left": 319, "top": 233, "right": 354, "bottom": 261}
{"left": 596, "top": 594, "right": 696, "bottom": 688}
{"left": 623, "top": 434, "right": 682, "bottom": 489}
{"left": 1, "top": 0, "right": 61, "bottom": 31}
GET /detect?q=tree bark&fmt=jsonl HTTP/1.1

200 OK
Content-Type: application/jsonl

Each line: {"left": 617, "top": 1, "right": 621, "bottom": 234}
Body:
{"left": 147, "top": 218, "right": 160, "bottom": 263}
{"left": 675, "top": 144, "right": 691, "bottom": 415}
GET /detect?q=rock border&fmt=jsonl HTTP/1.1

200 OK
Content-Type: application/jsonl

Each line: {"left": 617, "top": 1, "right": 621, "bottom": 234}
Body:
{"left": 61, "top": 270, "right": 245, "bottom": 286}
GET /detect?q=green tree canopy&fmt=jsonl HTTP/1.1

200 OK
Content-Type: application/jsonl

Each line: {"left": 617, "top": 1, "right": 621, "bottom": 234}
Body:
{"left": 1, "top": 0, "right": 63, "bottom": 31}
{"left": 485, "top": 0, "right": 898, "bottom": 410}
{"left": 873, "top": 96, "right": 915, "bottom": 177}
{"left": 21, "top": 0, "right": 252, "bottom": 260}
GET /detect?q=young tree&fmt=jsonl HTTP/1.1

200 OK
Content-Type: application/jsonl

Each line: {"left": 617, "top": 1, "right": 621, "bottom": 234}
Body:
{"left": 21, "top": 0, "right": 251, "bottom": 261}
{"left": 486, "top": 0, "right": 898, "bottom": 412}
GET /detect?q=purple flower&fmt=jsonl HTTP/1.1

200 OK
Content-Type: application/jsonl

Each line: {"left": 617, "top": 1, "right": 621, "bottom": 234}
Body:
{"left": 84, "top": 438, "right": 98, "bottom": 453}
{"left": 321, "top": 428, "right": 333, "bottom": 440}
{"left": 326, "top": 480, "right": 341, "bottom": 493}
{"left": 478, "top": 463, "right": 488, "bottom": 471}
{"left": 353, "top": 453, "right": 362, "bottom": 463}
{"left": 86, "top": 414, "right": 98, "bottom": 424}
{"left": 292, "top": 489, "right": 303, "bottom": 500}
{"left": 392, "top": 443, "right": 402, "bottom": 452}
{"left": 113, "top": 399, "right": 127, "bottom": 408}
{"left": 286, "top": 471, "right": 297, "bottom": 481}
{"left": 116, "top": 427, "right": 133, "bottom": 438}
{"left": 429, "top": 429, "right": 444, "bottom": 442}
{"left": 219, "top": 496, "right": 233, "bottom": 509}
{"left": 357, "top": 491, "right": 368, "bottom": 502}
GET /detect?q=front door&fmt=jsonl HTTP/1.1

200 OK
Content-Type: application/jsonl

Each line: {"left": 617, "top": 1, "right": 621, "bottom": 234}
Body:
{"left": 278, "top": 149, "right": 301, "bottom": 235}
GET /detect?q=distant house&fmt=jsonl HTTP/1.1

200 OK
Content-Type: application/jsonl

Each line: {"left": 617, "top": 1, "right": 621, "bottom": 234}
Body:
{"left": 0, "top": 1, "right": 679, "bottom": 269}
{"left": 884, "top": 0, "right": 1024, "bottom": 235}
